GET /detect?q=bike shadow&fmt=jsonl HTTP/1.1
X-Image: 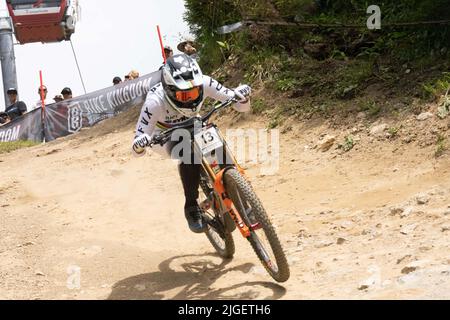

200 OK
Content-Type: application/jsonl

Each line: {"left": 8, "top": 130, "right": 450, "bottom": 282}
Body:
{"left": 107, "top": 253, "right": 287, "bottom": 300}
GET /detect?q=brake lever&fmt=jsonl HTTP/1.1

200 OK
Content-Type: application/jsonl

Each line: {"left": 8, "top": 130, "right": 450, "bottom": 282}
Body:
{"left": 151, "top": 134, "right": 170, "bottom": 147}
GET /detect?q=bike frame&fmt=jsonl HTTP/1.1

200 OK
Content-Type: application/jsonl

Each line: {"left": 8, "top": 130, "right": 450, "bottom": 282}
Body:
{"left": 198, "top": 126, "right": 251, "bottom": 239}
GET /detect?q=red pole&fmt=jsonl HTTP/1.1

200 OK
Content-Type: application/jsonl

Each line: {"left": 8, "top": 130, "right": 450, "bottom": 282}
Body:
{"left": 157, "top": 25, "right": 167, "bottom": 63}
{"left": 39, "top": 70, "right": 46, "bottom": 142}
{"left": 39, "top": 70, "right": 45, "bottom": 110}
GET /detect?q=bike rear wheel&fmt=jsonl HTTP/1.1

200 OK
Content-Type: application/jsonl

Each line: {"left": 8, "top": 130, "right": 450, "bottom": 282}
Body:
{"left": 224, "top": 169, "right": 290, "bottom": 283}
{"left": 200, "top": 171, "right": 235, "bottom": 259}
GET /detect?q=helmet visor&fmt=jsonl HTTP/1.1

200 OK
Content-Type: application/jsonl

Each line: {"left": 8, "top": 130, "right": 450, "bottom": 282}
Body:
{"left": 175, "top": 87, "right": 201, "bottom": 103}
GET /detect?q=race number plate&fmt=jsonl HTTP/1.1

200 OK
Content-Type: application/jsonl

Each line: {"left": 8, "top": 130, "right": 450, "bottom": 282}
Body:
{"left": 194, "top": 127, "right": 223, "bottom": 155}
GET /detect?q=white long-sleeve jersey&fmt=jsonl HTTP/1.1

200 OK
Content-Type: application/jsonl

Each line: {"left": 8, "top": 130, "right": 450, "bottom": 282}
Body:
{"left": 133, "top": 75, "right": 250, "bottom": 155}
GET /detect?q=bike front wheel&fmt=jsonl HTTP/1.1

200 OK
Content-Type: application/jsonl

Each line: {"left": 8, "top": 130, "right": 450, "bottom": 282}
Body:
{"left": 224, "top": 169, "right": 290, "bottom": 283}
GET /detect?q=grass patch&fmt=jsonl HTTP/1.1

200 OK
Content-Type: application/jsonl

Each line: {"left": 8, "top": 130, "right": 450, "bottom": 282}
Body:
{"left": 435, "top": 134, "right": 448, "bottom": 158}
{"left": 252, "top": 98, "right": 269, "bottom": 114}
{"left": 388, "top": 126, "right": 401, "bottom": 138}
{"left": 0, "top": 140, "right": 39, "bottom": 154}
{"left": 360, "top": 100, "right": 382, "bottom": 117}
{"left": 275, "top": 77, "right": 300, "bottom": 92}
{"left": 338, "top": 135, "right": 355, "bottom": 152}
{"left": 423, "top": 72, "right": 450, "bottom": 101}
{"left": 333, "top": 60, "right": 374, "bottom": 99}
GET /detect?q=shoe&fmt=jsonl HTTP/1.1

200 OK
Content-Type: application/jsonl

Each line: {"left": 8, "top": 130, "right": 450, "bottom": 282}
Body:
{"left": 184, "top": 206, "right": 207, "bottom": 234}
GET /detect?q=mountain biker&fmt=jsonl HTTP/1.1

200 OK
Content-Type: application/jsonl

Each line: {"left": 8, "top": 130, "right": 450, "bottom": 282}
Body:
{"left": 132, "top": 53, "right": 251, "bottom": 233}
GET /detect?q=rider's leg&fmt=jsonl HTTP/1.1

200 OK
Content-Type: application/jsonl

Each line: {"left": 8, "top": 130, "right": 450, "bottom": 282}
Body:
{"left": 178, "top": 163, "right": 201, "bottom": 209}
{"left": 172, "top": 135, "right": 206, "bottom": 233}
{"left": 178, "top": 163, "right": 205, "bottom": 233}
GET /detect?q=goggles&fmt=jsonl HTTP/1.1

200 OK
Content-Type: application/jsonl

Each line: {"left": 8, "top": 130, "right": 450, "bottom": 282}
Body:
{"left": 175, "top": 87, "right": 201, "bottom": 102}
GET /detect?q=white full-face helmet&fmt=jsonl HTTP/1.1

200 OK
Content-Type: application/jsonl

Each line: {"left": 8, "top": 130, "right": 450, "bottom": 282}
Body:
{"left": 161, "top": 54, "right": 204, "bottom": 117}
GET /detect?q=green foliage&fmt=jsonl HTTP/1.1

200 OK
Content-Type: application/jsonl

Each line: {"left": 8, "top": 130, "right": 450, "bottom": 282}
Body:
{"left": 435, "top": 134, "right": 447, "bottom": 158}
{"left": 184, "top": 0, "right": 450, "bottom": 66}
{"left": 388, "top": 126, "right": 401, "bottom": 138}
{"left": 275, "top": 77, "right": 300, "bottom": 92}
{"left": 183, "top": 0, "right": 450, "bottom": 124}
{"left": 422, "top": 72, "right": 450, "bottom": 101}
{"left": 0, "top": 140, "right": 39, "bottom": 154}
{"left": 332, "top": 60, "right": 374, "bottom": 99}
{"left": 360, "top": 100, "right": 382, "bottom": 117}
{"left": 338, "top": 135, "right": 355, "bottom": 152}
{"left": 252, "top": 98, "right": 269, "bottom": 114}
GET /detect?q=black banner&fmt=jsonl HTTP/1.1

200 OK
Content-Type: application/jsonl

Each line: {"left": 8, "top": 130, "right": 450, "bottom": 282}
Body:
{"left": 0, "top": 70, "right": 161, "bottom": 143}
{"left": 0, "top": 108, "right": 43, "bottom": 143}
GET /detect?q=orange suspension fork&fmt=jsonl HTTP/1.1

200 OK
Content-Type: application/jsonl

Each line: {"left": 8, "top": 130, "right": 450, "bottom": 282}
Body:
{"left": 214, "top": 169, "right": 251, "bottom": 239}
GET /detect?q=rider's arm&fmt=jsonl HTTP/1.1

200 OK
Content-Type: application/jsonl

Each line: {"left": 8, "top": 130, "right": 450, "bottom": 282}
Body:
{"left": 132, "top": 97, "right": 164, "bottom": 156}
{"left": 203, "top": 75, "right": 251, "bottom": 113}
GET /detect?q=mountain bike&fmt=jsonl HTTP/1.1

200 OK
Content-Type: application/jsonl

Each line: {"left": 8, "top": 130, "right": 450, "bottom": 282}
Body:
{"left": 149, "top": 98, "right": 290, "bottom": 283}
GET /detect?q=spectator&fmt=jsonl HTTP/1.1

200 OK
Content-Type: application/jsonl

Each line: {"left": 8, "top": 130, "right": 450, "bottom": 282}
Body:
{"left": 128, "top": 70, "right": 140, "bottom": 80}
{"left": 159, "top": 46, "right": 174, "bottom": 70}
{"left": 113, "top": 76, "right": 122, "bottom": 85}
{"left": 0, "top": 112, "right": 11, "bottom": 125}
{"left": 164, "top": 45, "right": 174, "bottom": 59}
{"left": 124, "top": 75, "right": 131, "bottom": 81}
{"left": 5, "top": 88, "right": 27, "bottom": 120}
{"left": 33, "top": 85, "right": 50, "bottom": 110}
{"left": 53, "top": 95, "right": 64, "bottom": 103}
{"left": 61, "top": 87, "right": 73, "bottom": 100}
{"left": 177, "top": 37, "right": 199, "bottom": 56}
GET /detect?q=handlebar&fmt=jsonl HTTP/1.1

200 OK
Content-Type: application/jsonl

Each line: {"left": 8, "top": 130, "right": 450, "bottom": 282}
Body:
{"left": 150, "top": 97, "right": 237, "bottom": 147}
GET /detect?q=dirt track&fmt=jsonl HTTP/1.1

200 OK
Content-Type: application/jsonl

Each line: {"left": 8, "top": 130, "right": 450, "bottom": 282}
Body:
{"left": 1, "top": 109, "right": 449, "bottom": 300}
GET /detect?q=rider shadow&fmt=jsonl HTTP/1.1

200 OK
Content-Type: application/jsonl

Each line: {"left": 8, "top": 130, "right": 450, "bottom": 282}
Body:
{"left": 107, "top": 253, "right": 287, "bottom": 300}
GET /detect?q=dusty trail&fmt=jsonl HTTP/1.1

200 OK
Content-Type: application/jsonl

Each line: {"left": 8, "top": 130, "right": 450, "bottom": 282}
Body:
{"left": 0, "top": 110, "right": 449, "bottom": 300}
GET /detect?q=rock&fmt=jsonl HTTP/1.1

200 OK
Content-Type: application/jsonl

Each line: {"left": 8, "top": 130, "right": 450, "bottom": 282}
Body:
{"left": 314, "top": 240, "right": 334, "bottom": 249}
{"left": 36, "top": 271, "right": 45, "bottom": 276}
{"left": 336, "top": 238, "right": 347, "bottom": 245}
{"left": 318, "top": 135, "right": 336, "bottom": 152}
{"left": 17, "top": 241, "right": 36, "bottom": 248}
{"left": 400, "top": 207, "right": 414, "bottom": 218}
{"left": 401, "top": 266, "right": 418, "bottom": 275}
{"left": 442, "top": 225, "right": 450, "bottom": 232}
{"left": 401, "top": 260, "right": 430, "bottom": 275}
{"left": 400, "top": 223, "right": 418, "bottom": 235}
{"left": 370, "top": 124, "right": 388, "bottom": 137}
{"left": 358, "top": 283, "right": 370, "bottom": 291}
{"left": 416, "top": 112, "right": 434, "bottom": 121}
{"left": 416, "top": 195, "right": 430, "bottom": 205}
{"left": 390, "top": 206, "right": 405, "bottom": 216}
